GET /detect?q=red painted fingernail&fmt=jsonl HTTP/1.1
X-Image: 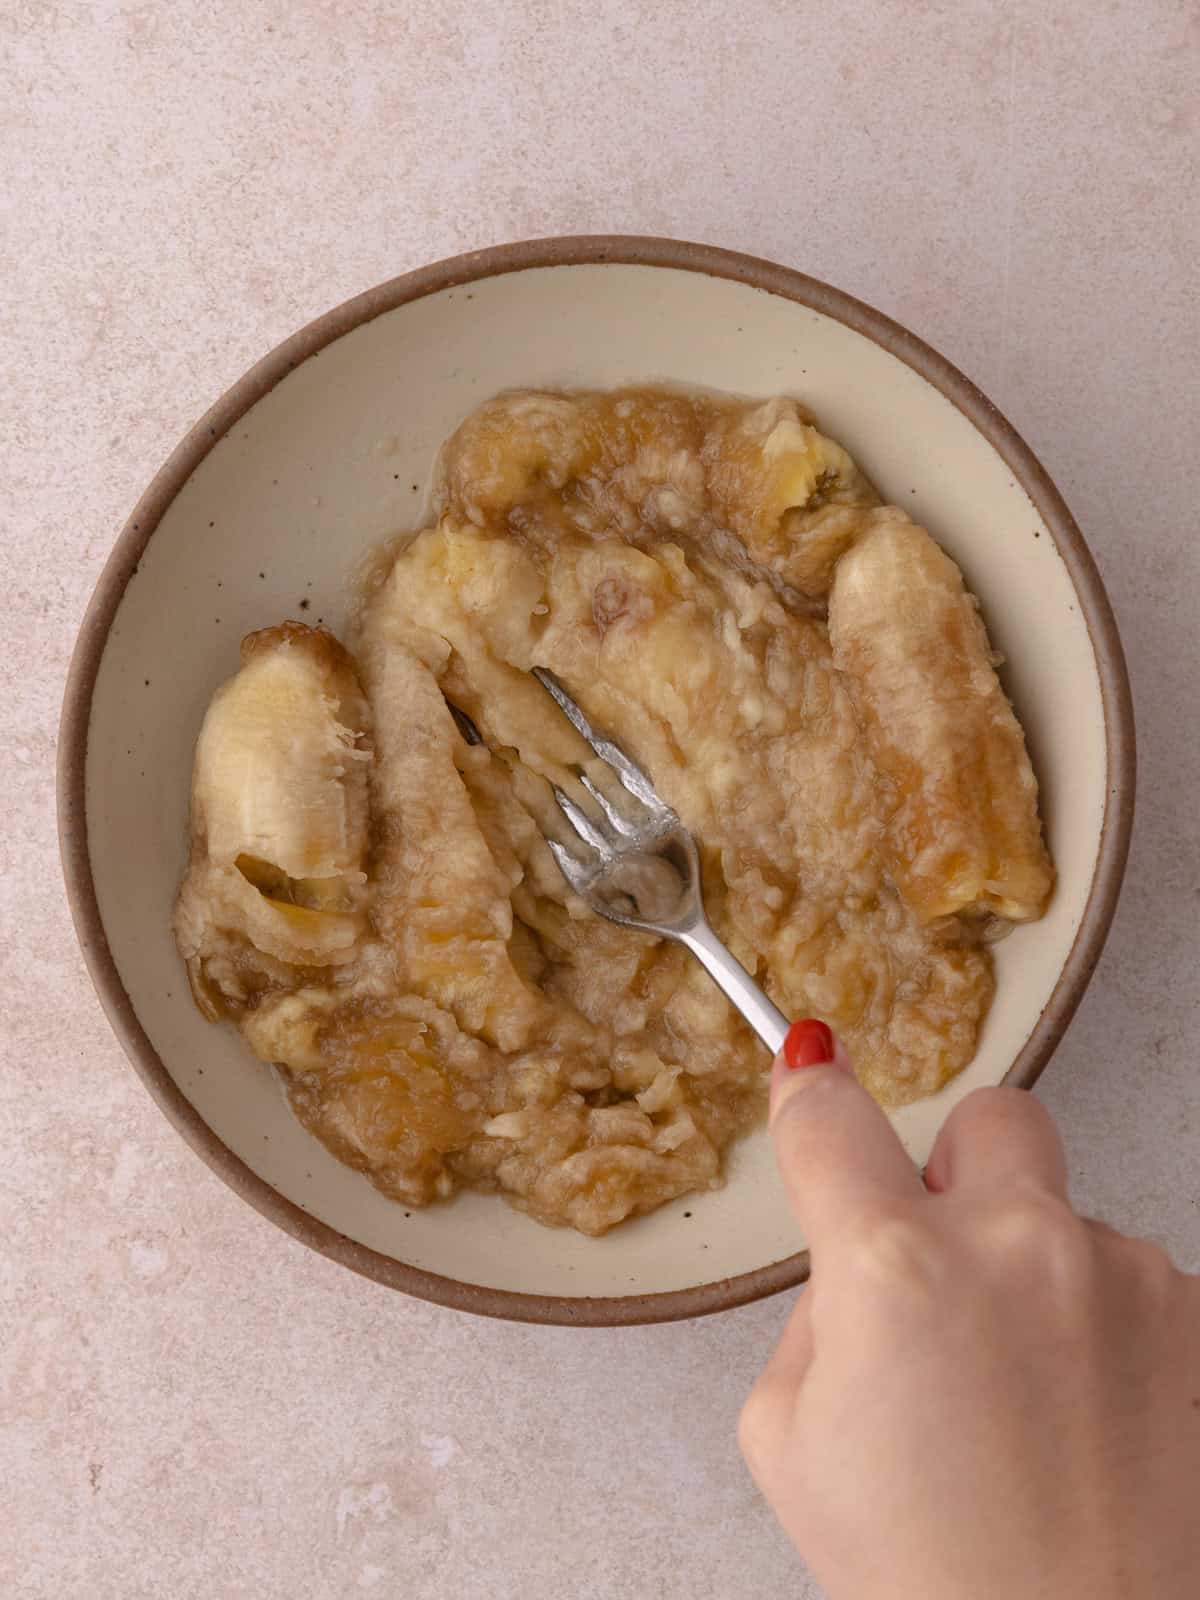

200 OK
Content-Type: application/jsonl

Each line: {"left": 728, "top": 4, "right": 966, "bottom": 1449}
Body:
{"left": 783, "top": 1019, "right": 834, "bottom": 1070}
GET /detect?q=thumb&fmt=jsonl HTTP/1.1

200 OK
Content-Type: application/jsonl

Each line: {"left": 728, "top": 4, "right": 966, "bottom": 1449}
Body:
{"left": 770, "top": 1020, "right": 925, "bottom": 1250}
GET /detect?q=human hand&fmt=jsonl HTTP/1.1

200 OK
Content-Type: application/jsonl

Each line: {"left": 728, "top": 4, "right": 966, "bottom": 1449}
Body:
{"left": 739, "top": 1021, "right": 1200, "bottom": 1600}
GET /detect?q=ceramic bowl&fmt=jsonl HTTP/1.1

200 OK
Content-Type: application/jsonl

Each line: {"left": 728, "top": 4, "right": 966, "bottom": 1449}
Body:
{"left": 59, "top": 238, "right": 1134, "bottom": 1325}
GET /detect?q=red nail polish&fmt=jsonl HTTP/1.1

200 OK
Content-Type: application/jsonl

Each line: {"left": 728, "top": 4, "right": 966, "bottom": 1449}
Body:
{"left": 783, "top": 1019, "right": 834, "bottom": 1070}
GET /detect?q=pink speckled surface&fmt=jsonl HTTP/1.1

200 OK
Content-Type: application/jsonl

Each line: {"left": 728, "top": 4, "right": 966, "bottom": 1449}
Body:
{"left": 2, "top": 3, "right": 1198, "bottom": 1595}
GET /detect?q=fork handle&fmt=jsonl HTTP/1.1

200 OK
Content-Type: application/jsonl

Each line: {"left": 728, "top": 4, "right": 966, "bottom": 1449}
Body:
{"left": 678, "top": 919, "right": 791, "bottom": 1057}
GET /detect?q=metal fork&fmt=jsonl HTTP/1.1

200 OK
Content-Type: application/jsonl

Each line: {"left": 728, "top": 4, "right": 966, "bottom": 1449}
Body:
{"left": 531, "top": 668, "right": 790, "bottom": 1056}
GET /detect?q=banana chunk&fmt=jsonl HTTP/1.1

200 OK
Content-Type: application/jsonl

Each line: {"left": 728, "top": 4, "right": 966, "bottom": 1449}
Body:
{"left": 352, "top": 586, "right": 557, "bottom": 1054}
{"left": 828, "top": 516, "right": 1054, "bottom": 925}
{"left": 440, "top": 387, "right": 881, "bottom": 600}
{"left": 705, "top": 397, "right": 881, "bottom": 596}
{"left": 173, "top": 624, "right": 372, "bottom": 1017}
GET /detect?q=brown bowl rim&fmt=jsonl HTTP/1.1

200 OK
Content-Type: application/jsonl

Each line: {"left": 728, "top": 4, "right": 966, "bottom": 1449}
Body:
{"left": 57, "top": 235, "right": 1136, "bottom": 1327}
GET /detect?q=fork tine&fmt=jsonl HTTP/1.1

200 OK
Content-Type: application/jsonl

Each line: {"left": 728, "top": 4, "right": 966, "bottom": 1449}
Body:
{"left": 552, "top": 785, "right": 612, "bottom": 853}
{"left": 546, "top": 836, "right": 592, "bottom": 890}
{"left": 532, "top": 667, "right": 665, "bottom": 811}
{"left": 579, "top": 773, "right": 639, "bottom": 836}
{"left": 444, "top": 697, "right": 483, "bottom": 746}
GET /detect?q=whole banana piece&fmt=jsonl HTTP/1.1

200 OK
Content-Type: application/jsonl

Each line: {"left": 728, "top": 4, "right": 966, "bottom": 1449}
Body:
{"left": 173, "top": 623, "right": 372, "bottom": 1018}
{"left": 828, "top": 514, "right": 1055, "bottom": 926}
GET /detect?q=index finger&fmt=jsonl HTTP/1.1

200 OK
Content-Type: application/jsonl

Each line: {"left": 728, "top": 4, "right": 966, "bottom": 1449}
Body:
{"left": 770, "top": 1026, "right": 925, "bottom": 1251}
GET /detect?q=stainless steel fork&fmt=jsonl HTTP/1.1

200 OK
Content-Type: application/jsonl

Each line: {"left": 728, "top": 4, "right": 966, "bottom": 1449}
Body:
{"left": 531, "top": 668, "right": 790, "bottom": 1056}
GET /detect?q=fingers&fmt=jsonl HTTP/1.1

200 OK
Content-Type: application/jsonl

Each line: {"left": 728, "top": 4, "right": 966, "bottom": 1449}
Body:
{"left": 739, "top": 1293, "right": 814, "bottom": 1481}
{"left": 923, "top": 1086, "right": 1068, "bottom": 1199}
{"left": 759, "top": 1291, "right": 817, "bottom": 1393}
{"left": 770, "top": 1022, "right": 925, "bottom": 1251}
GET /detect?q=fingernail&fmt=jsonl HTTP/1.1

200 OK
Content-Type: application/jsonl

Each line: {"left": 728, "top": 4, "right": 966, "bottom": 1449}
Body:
{"left": 783, "top": 1019, "right": 834, "bottom": 1070}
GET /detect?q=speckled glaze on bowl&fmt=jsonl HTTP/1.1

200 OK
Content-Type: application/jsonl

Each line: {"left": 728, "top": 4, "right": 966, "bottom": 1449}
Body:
{"left": 58, "top": 237, "right": 1134, "bottom": 1325}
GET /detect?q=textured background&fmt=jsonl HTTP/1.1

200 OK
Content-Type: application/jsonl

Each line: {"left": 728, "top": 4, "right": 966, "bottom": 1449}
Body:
{"left": 3, "top": 2, "right": 1198, "bottom": 1596}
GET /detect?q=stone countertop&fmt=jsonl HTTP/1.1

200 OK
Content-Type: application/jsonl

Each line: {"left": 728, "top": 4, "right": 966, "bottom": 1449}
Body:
{"left": 2, "top": 3, "right": 1197, "bottom": 1595}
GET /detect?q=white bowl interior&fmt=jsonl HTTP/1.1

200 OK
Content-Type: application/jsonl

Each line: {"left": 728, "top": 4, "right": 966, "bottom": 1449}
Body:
{"left": 86, "top": 263, "right": 1107, "bottom": 1299}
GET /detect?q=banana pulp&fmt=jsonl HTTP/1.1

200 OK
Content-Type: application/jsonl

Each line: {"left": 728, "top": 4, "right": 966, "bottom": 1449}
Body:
{"left": 174, "top": 386, "right": 1054, "bottom": 1235}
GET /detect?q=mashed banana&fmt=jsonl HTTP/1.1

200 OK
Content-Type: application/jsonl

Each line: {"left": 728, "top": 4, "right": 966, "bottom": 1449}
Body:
{"left": 174, "top": 387, "right": 1053, "bottom": 1234}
